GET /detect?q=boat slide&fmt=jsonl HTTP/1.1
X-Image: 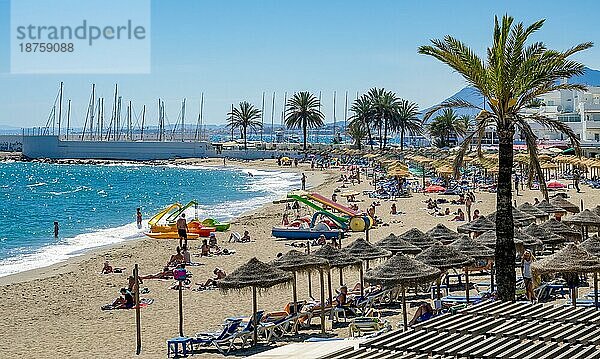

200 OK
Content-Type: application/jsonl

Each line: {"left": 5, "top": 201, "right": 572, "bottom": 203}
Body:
{"left": 148, "top": 203, "right": 182, "bottom": 227}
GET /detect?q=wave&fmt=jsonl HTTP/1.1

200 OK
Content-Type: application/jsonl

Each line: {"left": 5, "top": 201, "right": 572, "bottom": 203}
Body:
{"left": 26, "top": 182, "right": 46, "bottom": 188}
{"left": 46, "top": 186, "right": 86, "bottom": 196}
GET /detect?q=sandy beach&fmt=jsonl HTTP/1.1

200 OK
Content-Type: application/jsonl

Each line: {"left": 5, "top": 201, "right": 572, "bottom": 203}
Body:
{"left": 0, "top": 158, "right": 597, "bottom": 358}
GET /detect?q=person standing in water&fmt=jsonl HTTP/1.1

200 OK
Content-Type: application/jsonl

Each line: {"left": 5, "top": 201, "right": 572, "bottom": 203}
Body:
{"left": 301, "top": 173, "right": 307, "bottom": 190}
{"left": 176, "top": 214, "right": 188, "bottom": 248}
{"left": 53, "top": 221, "right": 59, "bottom": 238}
{"left": 136, "top": 208, "right": 143, "bottom": 229}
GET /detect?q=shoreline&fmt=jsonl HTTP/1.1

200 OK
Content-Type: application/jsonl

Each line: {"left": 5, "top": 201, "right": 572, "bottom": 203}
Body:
{"left": 0, "top": 158, "right": 318, "bottom": 286}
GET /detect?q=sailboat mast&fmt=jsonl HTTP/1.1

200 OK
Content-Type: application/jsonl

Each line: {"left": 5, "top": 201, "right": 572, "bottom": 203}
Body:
{"left": 200, "top": 92, "right": 204, "bottom": 141}
{"left": 271, "top": 92, "right": 275, "bottom": 143}
{"left": 57, "top": 82, "right": 63, "bottom": 138}
{"left": 333, "top": 90, "right": 336, "bottom": 141}
{"left": 128, "top": 101, "right": 132, "bottom": 140}
{"left": 140, "top": 105, "right": 146, "bottom": 140}
{"left": 260, "top": 91, "right": 265, "bottom": 142}
{"left": 66, "top": 99, "right": 71, "bottom": 140}
{"left": 344, "top": 91, "right": 348, "bottom": 144}
{"left": 282, "top": 92, "right": 287, "bottom": 142}
{"left": 181, "top": 98, "right": 186, "bottom": 141}
{"left": 90, "top": 84, "right": 95, "bottom": 140}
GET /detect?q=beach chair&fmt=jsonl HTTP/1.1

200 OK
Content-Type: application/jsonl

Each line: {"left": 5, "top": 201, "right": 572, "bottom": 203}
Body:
{"left": 229, "top": 311, "right": 264, "bottom": 349}
{"left": 348, "top": 317, "right": 391, "bottom": 337}
{"left": 190, "top": 318, "right": 242, "bottom": 354}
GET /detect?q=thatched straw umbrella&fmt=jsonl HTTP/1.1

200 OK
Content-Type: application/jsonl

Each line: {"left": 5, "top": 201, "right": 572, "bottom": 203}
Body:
{"left": 564, "top": 209, "right": 600, "bottom": 240}
{"left": 539, "top": 219, "right": 582, "bottom": 242}
{"left": 475, "top": 230, "right": 525, "bottom": 251}
{"left": 550, "top": 196, "right": 580, "bottom": 214}
{"left": 399, "top": 228, "right": 436, "bottom": 249}
{"left": 532, "top": 244, "right": 600, "bottom": 307}
{"left": 451, "top": 235, "right": 494, "bottom": 301}
{"left": 343, "top": 238, "right": 391, "bottom": 297}
{"left": 536, "top": 200, "right": 567, "bottom": 216}
{"left": 487, "top": 207, "right": 536, "bottom": 227}
{"left": 426, "top": 224, "right": 460, "bottom": 244}
{"left": 375, "top": 233, "right": 422, "bottom": 255}
{"left": 517, "top": 202, "right": 550, "bottom": 221}
{"left": 524, "top": 223, "right": 569, "bottom": 251}
{"left": 217, "top": 257, "right": 293, "bottom": 344}
{"left": 592, "top": 205, "right": 600, "bottom": 217}
{"left": 514, "top": 228, "right": 544, "bottom": 249}
{"left": 457, "top": 216, "right": 495, "bottom": 235}
{"left": 581, "top": 235, "right": 600, "bottom": 307}
{"left": 272, "top": 250, "right": 329, "bottom": 333}
{"left": 314, "top": 244, "right": 362, "bottom": 308}
{"left": 416, "top": 242, "right": 474, "bottom": 300}
{"left": 365, "top": 253, "right": 441, "bottom": 330}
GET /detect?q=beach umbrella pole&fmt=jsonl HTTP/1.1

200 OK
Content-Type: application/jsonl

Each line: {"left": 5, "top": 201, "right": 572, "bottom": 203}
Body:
{"left": 253, "top": 286, "right": 258, "bottom": 345}
{"left": 178, "top": 280, "right": 184, "bottom": 337}
{"left": 134, "top": 264, "right": 141, "bottom": 355}
{"left": 307, "top": 242, "right": 313, "bottom": 298}
{"left": 490, "top": 263, "right": 495, "bottom": 293}
{"left": 292, "top": 272, "right": 298, "bottom": 334}
{"left": 359, "top": 265, "right": 364, "bottom": 298}
{"left": 339, "top": 267, "right": 343, "bottom": 286}
{"left": 465, "top": 268, "right": 470, "bottom": 303}
{"left": 401, "top": 286, "right": 408, "bottom": 331}
{"left": 327, "top": 270, "right": 332, "bottom": 305}
{"left": 595, "top": 273, "right": 598, "bottom": 310}
{"left": 320, "top": 270, "right": 326, "bottom": 334}
{"left": 436, "top": 277, "right": 442, "bottom": 301}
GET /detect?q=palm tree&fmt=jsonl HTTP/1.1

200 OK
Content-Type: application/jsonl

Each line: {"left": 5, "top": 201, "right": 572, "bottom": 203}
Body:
{"left": 285, "top": 92, "right": 325, "bottom": 150}
{"left": 419, "top": 15, "right": 590, "bottom": 301}
{"left": 227, "top": 101, "right": 262, "bottom": 150}
{"left": 367, "top": 88, "right": 399, "bottom": 149}
{"left": 347, "top": 120, "right": 368, "bottom": 150}
{"left": 427, "top": 109, "right": 468, "bottom": 147}
{"left": 392, "top": 99, "right": 422, "bottom": 151}
{"left": 349, "top": 95, "right": 375, "bottom": 149}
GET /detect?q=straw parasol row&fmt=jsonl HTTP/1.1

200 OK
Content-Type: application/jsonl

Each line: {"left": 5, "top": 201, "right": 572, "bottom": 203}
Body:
{"left": 217, "top": 257, "right": 293, "bottom": 344}
{"left": 550, "top": 196, "right": 580, "bottom": 214}
{"left": 539, "top": 219, "right": 582, "bottom": 242}
{"left": 533, "top": 244, "right": 600, "bottom": 307}
{"left": 517, "top": 202, "right": 550, "bottom": 220}
{"left": 581, "top": 235, "right": 600, "bottom": 307}
{"left": 457, "top": 216, "right": 495, "bottom": 234}
{"left": 426, "top": 224, "right": 460, "bottom": 244}
{"left": 343, "top": 238, "right": 392, "bottom": 296}
{"left": 398, "top": 228, "right": 437, "bottom": 249}
{"left": 564, "top": 209, "right": 600, "bottom": 240}
{"left": 524, "top": 223, "right": 568, "bottom": 247}
{"left": 450, "top": 235, "right": 494, "bottom": 301}
{"left": 314, "top": 244, "right": 362, "bottom": 294}
{"left": 375, "top": 233, "right": 422, "bottom": 255}
{"left": 475, "top": 230, "right": 525, "bottom": 250}
{"left": 365, "top": 253, "right": 441, "bottom": 330}
{"left": 536, "top": 200, "right": 567, "bottom": 215}
{"left": 487, "top": 207, "right": 536, "bottom": 227}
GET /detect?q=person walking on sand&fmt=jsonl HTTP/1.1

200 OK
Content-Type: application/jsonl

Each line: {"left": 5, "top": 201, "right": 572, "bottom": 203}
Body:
{"left": 176, "top": 214, "right": 188, "bottom": 248}
{"left": 301, "top": 173, "right": 307, "bottom": 190}
{"left": 522, "top": 250, "right": 536, "bottom": 302}
{"left": 465, "top": 193, "right": 473, "bottom": 222}
{"left": 514, "top": 173, "right": 520, "bottom": 196}
{"left": 573, "top": 168, "right": 581, "bottom": 193}
{"left": 136, "top": 208, "right": 143, "bottom": 229}
{"left": 53, "top": 221, "right": 59, "bottom": 238}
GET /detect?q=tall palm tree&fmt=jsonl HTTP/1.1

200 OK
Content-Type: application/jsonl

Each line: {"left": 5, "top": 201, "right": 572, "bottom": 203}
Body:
{"left": 347, "top": 121, "right": 368, "bottom": 150}
{"left": 285, "top": 92, "right": 325, "bottom": 150}
{"left": 349, "top": 95, "right": 375, "bottom": 149}
{"left": 392, "top": 99, "right": 422, "bottom": 151}
{"left": 367, "top": 88, "right": 399, "bottom": 149}
{"left": 227, "top": 101, "right": 262, "bottom": 150}
{"left": 427, "top": 109, "right": 468, "bottom": 147}
{"left": 419, "top": 15, "right": 590, "bottom": 301}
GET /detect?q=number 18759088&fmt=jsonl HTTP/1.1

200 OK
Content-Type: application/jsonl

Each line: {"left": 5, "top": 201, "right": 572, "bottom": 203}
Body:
{"left": 19, "top": 43, "right": 74, "bottom": 52}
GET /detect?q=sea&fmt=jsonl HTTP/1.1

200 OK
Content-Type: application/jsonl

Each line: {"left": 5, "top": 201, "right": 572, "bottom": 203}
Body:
{"left": 0, "top": 161, "right": 300, "bottom": 277}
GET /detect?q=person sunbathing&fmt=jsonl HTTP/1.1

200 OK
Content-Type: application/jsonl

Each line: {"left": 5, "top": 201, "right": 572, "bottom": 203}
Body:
{"left": 240, "top": 230, "right": 251, "bottom": 242}
{"left": 110, "top": 288, "right": 135, "bottom": 309}
{"left": 197, "top": 267, "right": 227, "bottom": 290}
{"left": 182, "top": 245, "right": 191, "bottom": 264}
{"left": 140, "top": 267, "right": 173, "bottom": 280}
{"left": 409, "top": 302, "right": 434, "bottom": 325}
{"left": 102, "top": 261, "right": 124, "bottom": 274}
{"left": 127, "top": 275, "right": 143, "bottom": 291}
{"left": 167, "top": 247, "right": 185, "bottom": 267}
{"left": 200, "top": 239, "right": 210, "bottom": 256}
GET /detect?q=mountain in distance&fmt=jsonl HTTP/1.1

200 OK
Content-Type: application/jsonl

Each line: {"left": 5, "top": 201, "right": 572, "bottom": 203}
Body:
{"left": 423, "top": 66, "right": 600, "bottom": 121}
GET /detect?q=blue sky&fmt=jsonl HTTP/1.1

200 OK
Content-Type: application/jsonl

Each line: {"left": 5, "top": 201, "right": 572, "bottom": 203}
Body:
{"left": 1, "top": 0, "right": 599, "bottom": 128}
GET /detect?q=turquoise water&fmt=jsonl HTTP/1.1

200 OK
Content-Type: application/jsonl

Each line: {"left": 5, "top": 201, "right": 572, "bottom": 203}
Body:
{"left": 0, "top": 162, "right": 299, "bottom": 276}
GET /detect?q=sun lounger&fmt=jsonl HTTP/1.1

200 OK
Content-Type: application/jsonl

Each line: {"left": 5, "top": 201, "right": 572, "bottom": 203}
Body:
{"left": 349, "top": 317, "right": 391, "bottom": 337}
{"left": 191, "top": 318, "right": 242, "bottom": 354}
{"left": 229, "top": 310, "right": 264, "bottom": 349}
{"left": 565, "top": 298, "right": 600, "bottom": 308}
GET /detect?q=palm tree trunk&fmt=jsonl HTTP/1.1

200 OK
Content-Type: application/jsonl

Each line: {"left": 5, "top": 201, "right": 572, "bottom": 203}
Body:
{"left": 400, "top": 128, "right": 405, "bottom": 151}
{"left": 303, "top": 120, "right": 307, "bottom": 151}
{"left": 495, "top": 123, "right": 516, "bottom": 302}
{"left": 367, "top": 124, "right": 374, "bottom": 150}
{"left": 243, "top": 125, "right": 247, "bottom": 150}
{"left": 383, "top": 119, "right": 388, "bottom": 150}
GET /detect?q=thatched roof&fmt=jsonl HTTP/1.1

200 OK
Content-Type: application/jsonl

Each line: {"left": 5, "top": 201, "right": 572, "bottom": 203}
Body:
{"left": 343, "top": 238, "right": 392, "bottom": 261}
{"left": 564, "top": 209, "right": 600, "bottom": 226}
{"left": 451, "top": 235, "right": 494, "bottom": 259}
{"left": 515, "top": 228, "right": 544, "bottom": 249}
{"left": 532, "top": 244, "right": 600, "bottom": 274}
{"left": 271, "top": 250, "right": 329, "bottom": 273}
{"left": 415, "top": 242, "right": 474, "bottom": 270}
{"left": 426, "top": 224, "right": 460, "bottom": 244}
{"left": 523, "top": 223, "right": 567, "bottom": 245}
{"left": 517, "top": 202, "right": 550, "bottom": 219}
{"left": 536, "top": 200, "right": 567, "bottom": 214}
{"left": 592, "top": 205, "right": 600, "bottom": 217}
{"left": 475, "top": 230, "right": 524, "bottom": 250}
{"left": 375, "top": 233, "right": 422, "bottom": 255}
{"left": 457, "top": 216, "right": 496, "bottom": 234}
{"left": 539, "top": 219, "right": 581, "bottom": 241}
{"left": 581, "top": 235, "right": 600, "bottom": 257}
{"left": 364, "top": 253, "right": 441, "bottom": 287}
{"left": 487, "top": 207, "right": 536, "bottom": 227}
{"left": 550, "top": 196, "right": 580, "bottom": 214}
{"left": 313, "top": 244, "right": 362, "bottom": 269}
{"left": 398, "top": 228, "right": 436, "bottom": 249}
{"left": 217, "top": 257, "right": 293, "bottom": 292}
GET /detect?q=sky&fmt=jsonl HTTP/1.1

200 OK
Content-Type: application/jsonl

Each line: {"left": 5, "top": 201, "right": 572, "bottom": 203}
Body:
{"left": 1, "top": 0, "right": 600, "bottom": 129}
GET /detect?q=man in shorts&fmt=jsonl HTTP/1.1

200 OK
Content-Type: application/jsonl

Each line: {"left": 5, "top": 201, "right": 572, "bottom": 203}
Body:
{"left": 177, "top": 214, "right": 188, "bottom": 248}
